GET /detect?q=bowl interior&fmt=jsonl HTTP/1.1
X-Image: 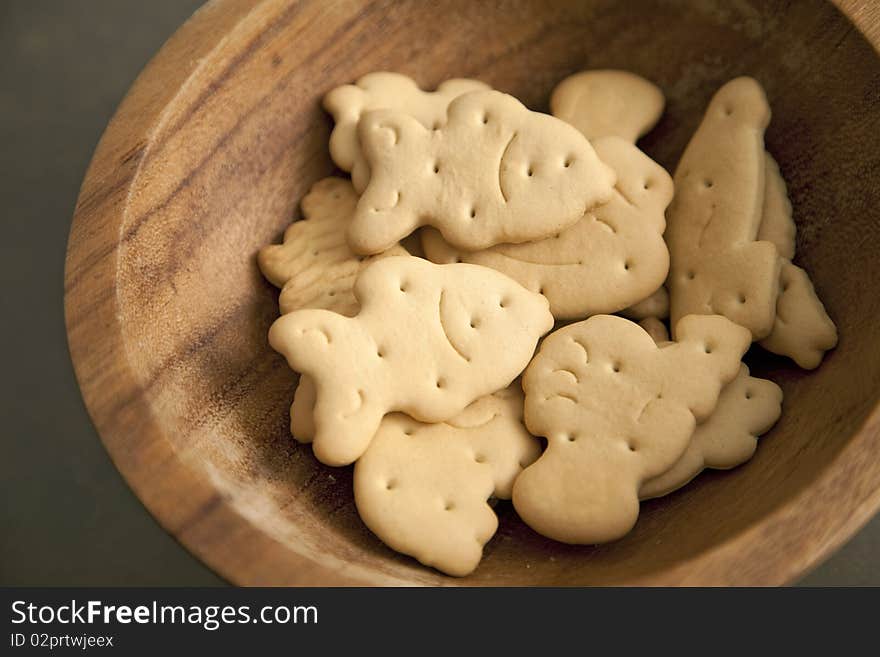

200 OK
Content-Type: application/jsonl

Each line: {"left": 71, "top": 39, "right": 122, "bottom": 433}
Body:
{"left": 111, "top": 0, "right": 880, "bottom": 584}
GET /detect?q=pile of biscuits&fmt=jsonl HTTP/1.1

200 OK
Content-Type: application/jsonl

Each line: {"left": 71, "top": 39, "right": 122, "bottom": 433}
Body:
{"left": 259, "top": 71, "right": 837, "bottom": 577}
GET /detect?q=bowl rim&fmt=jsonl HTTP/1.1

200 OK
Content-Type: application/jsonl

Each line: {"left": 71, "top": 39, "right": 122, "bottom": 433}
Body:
{"left": 64, "top": 0, "right": 880, "bottom": 586}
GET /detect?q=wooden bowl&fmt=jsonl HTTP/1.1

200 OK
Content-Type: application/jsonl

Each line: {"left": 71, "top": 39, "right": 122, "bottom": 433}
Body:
{"left": 65, "top": 0, "right": 880, "bottom": 585}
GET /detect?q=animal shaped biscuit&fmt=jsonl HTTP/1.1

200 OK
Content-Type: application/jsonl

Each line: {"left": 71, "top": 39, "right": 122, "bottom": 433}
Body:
{"left": 257, "top": 178, "right": 408, "bottom": 444}
{"left": 640, "top": 364, "right": 782, "bottom": 499}
{"left": 757, "top": 152, "right": 796, "bottom": 260}
{"left": 666, "top": 77, "right": 782, "bottom": 340}
{"left": 421, "top": 136, "right": 671, "bottom": 320}
{"left": 258, "top": 177, "right": 407, "bottom": 315}
{"left": 751, "top": 153, "right": 837, "bottom": 368}
{"left": 349, "top": 90, "right": 616, "bottom": 254}
{"left": 546, "top": 71, "right": 670, "bottom": 324}
{"left": 269, "top": 256, "right": 553, "bottom": 466}
{"left": 514, "top": 314, "right": 750, "bottom": 544}
{"left": 354, "top": 386, "right": 540, "bottom": 577}
{"left": 551, "top": 70, "right": 665, "bottom": 143}
{"left": 323, "top": 72, "right": 490, "bottom": 192}
{"left": 760, "top": 262, "right": 837, "bottom": 369}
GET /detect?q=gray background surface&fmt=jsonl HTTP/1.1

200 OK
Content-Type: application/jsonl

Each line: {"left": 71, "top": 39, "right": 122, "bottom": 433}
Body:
{"left": 0, "top": 0, "right": 876, "bottom": 586}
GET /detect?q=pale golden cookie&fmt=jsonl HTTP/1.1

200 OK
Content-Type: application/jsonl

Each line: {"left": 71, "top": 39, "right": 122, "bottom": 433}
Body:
{"left": 551, "top": 70, "right": 665, "bottom": 142}
{"left": 666, "top": 77, "right": 782, "bottom": 340}
{"left": 290, "top": 376, "right": 316, "bottom": 444}
{"left": 350, "top": 90, "right": 616, "bottom": 254}
{"left": 257, "top": 177, "right": 407, "bottom": 444}
{"left": 760, "top": 261, "right": 838, "bottom": 369}
{"left": 640, "top": 364, "right": 782, "bottom": 499}
{"left": 269, "top": 256, "right": 553, "bottom": 466}
{"left": 620, "top": 286, "right": 669, "bottom": 321}
{"left": 323, "top": 72, "right": 489, "bottom": 192}
{"left": 751, "top": 154, "right": 836, "bottom": 368}
{"left": 757, "top": 152, "right": 796, "bottom": 260}
{"left": 354, "top": 386, "right": 540, "bottom": 577}
{"left": 258, "top": 177, "right": 408, "bottom": 315}
{"left": 546, "top": 70, "right": 670, "bottom": 324}
{"left": 421, "top": 136, "right": 670, "bottom": 320}
{"left": 514, "top": 314, "right": 750, "bottom": 544}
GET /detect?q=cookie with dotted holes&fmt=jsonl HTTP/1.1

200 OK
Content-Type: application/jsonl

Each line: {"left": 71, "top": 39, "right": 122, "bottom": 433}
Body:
{"left": 268, "top": 256, "right": 553, "bottom": 466}
{"left": 422, "top": 136, "right": 670, "bottom": 320}
{"left": 514, "top": 314, "right": 750, "bottom": 544}
{"left": 354, "top": 385, "right": 540, "bottom": 577}
{"left": 640, "top": 364, "right": 782, "bottom": 499}
{"left": 257, "top": 177, "right": 408, "bottom": 444}
{"left": 348, "top": 90, "right": 616, "bottom": 255}
{"left": 666, "top": 77, "right": 782, "bottom": 340}
{"left": 323, "top": 72, "right": 489, "bottom": 193}
{"left": 546, "top": 70, "right": 668, "bottom": 323}
{"left": 628, "top": 320, "right": 781, "bottom": 499}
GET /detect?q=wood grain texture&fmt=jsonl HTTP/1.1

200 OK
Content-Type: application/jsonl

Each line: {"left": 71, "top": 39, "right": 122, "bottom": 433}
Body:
{"left": 837, "top": 0, "right": 880, "bottom": 50}
{"left": 65, "top": 0, "right": 880, "bottom": 585}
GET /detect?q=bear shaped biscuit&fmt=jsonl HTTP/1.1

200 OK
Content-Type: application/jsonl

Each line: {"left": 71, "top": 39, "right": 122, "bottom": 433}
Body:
{"left": 354, "top": 385, "right": 540, "bottom": 577}
{"left": 666, "top": 77, "right": 782, "bottom": 340}
{"left": 323, "top": 72, "right": 490, "bottom": 193}
{"left": 514, "top": 314, "right": 750, "bottom": 544}
{"left": 632, "top": 323, "right": 782, "bottom": 499}
{"left": 760, "top": 261, "right": 838, "bottom": 369}
{"left": 269, "top": 256, "right": 553, "bottom": 466}
{"left": 421, "top": 136, "right": 671, "bottom": 320}
{"left": 640, "top": 364, "right": 782, "bottom": 499}
{"left": 550, "top": 69, "right": 665, "bottom": 143}
{"left": 348, "top": 90, "right": 616, "bottom": 255}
